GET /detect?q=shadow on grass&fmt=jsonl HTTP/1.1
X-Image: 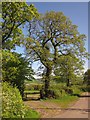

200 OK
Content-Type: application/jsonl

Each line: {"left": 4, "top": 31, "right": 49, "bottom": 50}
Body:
{"left": 23, "top": 97, "right": 40, "bottom": 101}
{"left": 72, "top": 94, "right": 90, "bottom": 97}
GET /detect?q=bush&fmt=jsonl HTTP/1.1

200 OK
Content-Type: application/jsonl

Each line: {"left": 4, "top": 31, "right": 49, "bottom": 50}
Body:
{"left": 2, "top": 51, "right": 33, "bottom": 97}
{"left": 64, "top": 87, "right": 73, "bottom": 95}
{"left": 2, "top": 82, "right": 39, "bottom": 118}
{"left": 49, "top": 83, "right": 67, "bottom": 98}
{"left": 86, "top": 85, "right": 90, "bottom": 92}
{"left": 25, "top": 83, "right": 42, "bottom": 91}
{"left": 71, "top": 85, "right": 82, "bottom": 95}
{"left": 79, "top": 85, "right": 90, "bottom": 92}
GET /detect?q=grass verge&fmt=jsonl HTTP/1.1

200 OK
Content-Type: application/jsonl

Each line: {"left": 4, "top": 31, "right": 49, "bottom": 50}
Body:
{"left": 43, "top": 95, "right": 78, "bottom": 108}
{"left": 24, "top": 108, "right": 40, "bottom": 119}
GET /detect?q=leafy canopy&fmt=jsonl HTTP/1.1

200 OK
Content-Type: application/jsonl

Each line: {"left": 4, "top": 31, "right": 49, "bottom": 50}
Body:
{"left": 2, "top": 2, "right": 39, "bottom": 96}
{"left": 25, "top": 11, "right": 88, "bottom": 70}
{"left": 2, "top": 50, "right": 34, "bottom": 96}
{"left": 54, "top": 55, "right": 84, "bottom": 85}
{"left": 2, "top": 2, "right": 39, "bottom": 49}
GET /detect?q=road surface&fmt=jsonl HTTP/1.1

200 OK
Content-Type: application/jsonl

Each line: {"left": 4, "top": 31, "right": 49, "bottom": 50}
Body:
{"left": 24, "top": 92, "right": 90, "bottom": 118}
{"left": 54, "top": 92, "right": 89, "bottom": 118}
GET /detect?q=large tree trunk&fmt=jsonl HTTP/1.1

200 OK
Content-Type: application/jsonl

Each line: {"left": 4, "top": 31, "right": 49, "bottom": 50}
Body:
{"left": 44, "top": 67, "right": 52, "bottom": 98}
{"left": 67, "top": 78, "right": 70, "bottom": 87}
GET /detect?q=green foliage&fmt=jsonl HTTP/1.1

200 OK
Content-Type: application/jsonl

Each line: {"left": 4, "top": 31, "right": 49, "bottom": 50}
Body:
{"left": 49, "top": 83, "right": 68, "bottom": 98}
{"left": 25, "top": 83, "right": 43, "bottom": 91}
{"left": 78, "top": 84, "right": 90, "bottom": 92}
{"left": 2, "top": 50, "right": 34, "bottom": 96}
{"left": 2, "top": 82, "right": 39, "bottom": 118}
{"left": 54, "top": 55, "right": 84, "bottom": 86}
{"left": 45, "top": 95, "right": 78, "bottom": 108}
{"left": 70, "top": 85, "right": 82, "bottom": 95}
{"left": 2, "top": 82, "right": 25, "bottom": 118}
{"left": 52, "top": 76, "right": 61, "bottom": 83}
{"left": 84, "top": 69, "right": 90, "bottom": 85}
{"left": 24, "top": 109, "right": 40, "bottom": 119}
{"left": 2, "top": 2, "right": 39, "bottom": 49}
{"left": 26, "top": 11, "right": 88, "bottom": 67}
{"left": 24, "top": 90, "right": 40, "bottom": 94}
{"left": 49, "top": 81, "right": 84, "bottom": 98}
{"left": 85, "top": 85, "right": 90, "bottom": 92}
{"left": 2, "top": 2, "right": 38, "bottom": 98}
{"left": 25, "top": 11, "right": 89, "bottom": 98}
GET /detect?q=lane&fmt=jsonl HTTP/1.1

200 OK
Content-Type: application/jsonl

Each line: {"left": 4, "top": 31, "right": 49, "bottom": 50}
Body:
{"left": 54, "top": 93, "right": 89, "bottom": 118}
{"left": 24, "top": 92, "right": 89, "bottom": 118}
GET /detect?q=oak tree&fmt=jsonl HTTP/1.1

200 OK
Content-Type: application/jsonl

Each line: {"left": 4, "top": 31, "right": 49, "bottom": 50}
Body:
{"left": 25, "top": 11, "right": 88, "bottom": 98}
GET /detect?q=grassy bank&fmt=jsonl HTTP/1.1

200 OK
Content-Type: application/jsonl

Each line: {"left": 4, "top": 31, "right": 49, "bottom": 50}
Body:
{"left": 43, "top": 95, "right": 78, "bottom": 108}
{"left": 24, "top": 107, "right": 40, "bottom": 119}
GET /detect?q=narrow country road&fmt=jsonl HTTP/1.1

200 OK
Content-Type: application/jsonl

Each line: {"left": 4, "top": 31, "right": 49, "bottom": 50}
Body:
{"left": 24, "top": 92, "right": 90, "bottom": 118}
{"left": 54, "top": 92, "right": 89, "bottom": 118}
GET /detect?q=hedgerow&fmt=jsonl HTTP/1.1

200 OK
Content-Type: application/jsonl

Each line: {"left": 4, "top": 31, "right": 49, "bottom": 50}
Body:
{"left": 2, "top": 82, "right": 39, "bottom": 118}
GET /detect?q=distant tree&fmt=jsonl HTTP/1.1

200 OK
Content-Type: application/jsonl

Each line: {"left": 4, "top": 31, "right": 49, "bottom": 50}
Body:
{"left": 2, "top": 2, "right": 39, "bottom": 49}
{"left": 84, "top": 69, "right": 90, "bottom": 85}
{"left": 2, "top": 50, "right": 34, "bottom": 97}
{"left": 54, "top": 55, "right": 84, "bottom": 86}
{"left": 25, "top": 11, "right": 89, "bottom": 98}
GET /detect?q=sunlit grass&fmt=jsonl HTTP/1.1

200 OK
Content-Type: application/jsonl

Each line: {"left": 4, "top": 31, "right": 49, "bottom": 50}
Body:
{"left": 43, "top": 95, "right": 78, "bottom": 108}
{"left": 24, "top": 90, "right": 40, "bottom": 94}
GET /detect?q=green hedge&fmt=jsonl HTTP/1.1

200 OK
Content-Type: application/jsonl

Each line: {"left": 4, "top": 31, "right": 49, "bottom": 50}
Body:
{"left": 78, "top": 85, "right": 90, "bottom": 92}
{"left": 49, "top": 83, "right": 67, "bottom": 98}
{"left": 49, "top": 83, "right": 83, "bottom": 98}
{"left": 25, "top": 83, "right": 43, "bottom": 91}
{"left": 2, "top": 82, "right": 39, "bottom": 118}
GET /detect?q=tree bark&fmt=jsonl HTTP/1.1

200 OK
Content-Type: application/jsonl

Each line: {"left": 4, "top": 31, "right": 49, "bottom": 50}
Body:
{"left": 44, "top": 67, "right": 52, "bottom": 98}
{"left": 67, "top": 78, "right": 70, "bottom": 87}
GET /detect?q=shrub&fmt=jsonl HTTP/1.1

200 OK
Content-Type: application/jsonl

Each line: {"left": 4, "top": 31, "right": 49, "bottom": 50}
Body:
{"left": 71, "top": 85, "right": 82, "bottom": 95}
{"left": 25, "top": 84, "right": 34, "bottom": 91}
{"left": 86, "top": 85, "right": 90, "bottom": 92}
{"left": 2, "top": 51, "right": 33, "bottom": 97}
{"left": 25, "top": 83, "right": 42, "bottom": 91}
{"left": 2, "top": 82, "right": 39, "bottom": 118}
{"left": 49, "top": 83, "right": 67, "bottom": 98}
{"left": 79, "top": 85, "right": 90, "bottom": 92}
{"left": 64, "top": 87, "right": 73, "bottom": 95}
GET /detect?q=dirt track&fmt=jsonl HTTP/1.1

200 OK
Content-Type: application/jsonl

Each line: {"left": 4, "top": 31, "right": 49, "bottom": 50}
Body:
{"left": 24, "top": 92, "right": 89, "bottom": 118}
{"left": 54, "top": 92, "right": 89, "bottom": 118}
